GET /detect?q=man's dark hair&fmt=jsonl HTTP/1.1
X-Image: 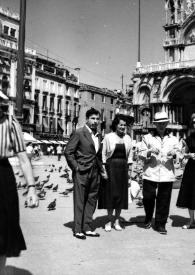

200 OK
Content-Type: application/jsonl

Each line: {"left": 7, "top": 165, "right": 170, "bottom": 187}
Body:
{"left": 86, "top": 108, "right": 100, "bottom": 119}
{"left": 111, "top": 114, "right": 127, "bottom": 132}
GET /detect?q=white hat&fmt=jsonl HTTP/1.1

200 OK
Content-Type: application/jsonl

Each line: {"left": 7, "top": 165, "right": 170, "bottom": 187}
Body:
{"left": 0, "top": 90, "right": 8, "bottom": 100}
{"left": 153, "top": 111, "right": 169, "bottom": 123}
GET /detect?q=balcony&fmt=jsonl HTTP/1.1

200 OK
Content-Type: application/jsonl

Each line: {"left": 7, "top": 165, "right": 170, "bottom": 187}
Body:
{"left": 163, "top": 38, "right": 182, "bottom": 47}
{"left": 57, "top": 109, "right": 62, "bottom": 116}
{"left": 49, "top": 108, "right": 55, "bottom": 114}
{"left": 134, "top": 59, "right": 195, "bottom": 75}
{"left": 42, "top": 107, "right": 48, "bottom": 113}
{"left": 66, "top": 93, "right": 71, "bottom": 99}
{"left": 23, "top": 97, "right": 34, "bottom": 105}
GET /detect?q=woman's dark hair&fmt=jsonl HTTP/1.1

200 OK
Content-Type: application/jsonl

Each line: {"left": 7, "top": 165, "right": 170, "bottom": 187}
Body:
{"left": 187, "top": 113, "right": 195, "bottom": 136}
{"left": 86, "top": 108, "right": 100, "bottom": 119}
{"left": 111, "top": 114, "right": 127, "bottom": 132}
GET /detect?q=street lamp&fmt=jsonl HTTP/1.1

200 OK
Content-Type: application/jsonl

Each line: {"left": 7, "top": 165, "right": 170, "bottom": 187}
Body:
{"left": 16, "top": 0, "right": 26, "bottom": 121}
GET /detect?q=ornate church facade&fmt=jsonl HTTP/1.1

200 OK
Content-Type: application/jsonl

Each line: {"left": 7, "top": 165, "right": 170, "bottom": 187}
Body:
{"left": 132, "top": 0, "right": 195, "bottom": 140}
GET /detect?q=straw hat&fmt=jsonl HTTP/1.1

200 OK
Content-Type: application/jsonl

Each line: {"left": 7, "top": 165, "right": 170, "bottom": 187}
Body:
{"left": 153, "top": 111, "right": 169, "bottom": 123}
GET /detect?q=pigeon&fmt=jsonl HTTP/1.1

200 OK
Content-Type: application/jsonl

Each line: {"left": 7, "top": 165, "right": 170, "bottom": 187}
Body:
{"left": 37, "top": 189, "right": 46, "bottom": 199}
{"left": 59, "top": 190, "right": 69, "bottom": 196}
{"left": 22, "top": 190, "right": 28, "bottom": 196}
{"left": 52, "top": 184, "right": 58, "bottom": 192}
{"left": 35, "top": 181, "right": 41, "bottom": 188}
{"left": 36, "top": 182, "right": 45, "bottom": 190}
{"left": 52, "top": 164, "right": 55, "bottom": 167}
{"left": 49, "top": 169, "right": 54, "bottom": 173}
{"left": 67, "top": 178, "right": 73, "bottom": 184}
{"left": 45, "top": 169, "right": 47, "bottom": 172}
{"left": 42, "top": 179, "right": 49, "bottom": 184}
{"left": 22, "top": 183, "right": 28, "bottom": 189}
{"left": 34, "top": 176, "right": 39, "bottom": 182}
{"left": 47, "top": 199, "right": 56, "bottom": 210}
{"left": 19, "top": 174, "right": 24, "bottom": 177}
{"left": 44, "top": 183, "right": 53, "bottom": 189}
{"left": 60, "top": 173, "right": 69, "bottom": 178}
{"left": 15, "top": 171, "right": 20, "bottom": 175}
{"left": 24, "top": 200, "right": 28, "bottom": 208}
{"left": 66, "top": 187, "right": 73, "bottom": 192}
{"left": 46, "top": 174, "right": 51, "bottom": 179}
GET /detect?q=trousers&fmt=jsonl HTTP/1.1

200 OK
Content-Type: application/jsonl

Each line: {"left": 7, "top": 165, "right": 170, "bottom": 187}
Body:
{"left": 143, "top": 179, "right": 173, "bottom": 226}
{"left": 73, "top": 166, "right": 99, "bottom": 233}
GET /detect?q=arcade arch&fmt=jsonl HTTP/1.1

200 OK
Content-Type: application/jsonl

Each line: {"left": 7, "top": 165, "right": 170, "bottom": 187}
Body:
{"left": 167, "top": 78, "right": 195, "bottom": 126}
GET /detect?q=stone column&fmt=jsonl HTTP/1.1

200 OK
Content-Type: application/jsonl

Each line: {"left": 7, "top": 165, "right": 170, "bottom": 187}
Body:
{"left": 9, "top": 57, "right": 17, "bottom": 98}
{"left": 9, "top": 57, "right": 17, "bottom": 116}
{"left": 30, "top": 64, "right": 36, "bottom": 124}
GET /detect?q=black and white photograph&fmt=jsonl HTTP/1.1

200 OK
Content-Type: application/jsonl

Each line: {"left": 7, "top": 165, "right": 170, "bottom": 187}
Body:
{"left": 0, "top": 0, "right": 195, "bottom": 274}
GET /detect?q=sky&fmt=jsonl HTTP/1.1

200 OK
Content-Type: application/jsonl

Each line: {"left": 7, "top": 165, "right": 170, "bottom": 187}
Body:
{"left": 0, "top": 0, "right": 165, "bottom": 90}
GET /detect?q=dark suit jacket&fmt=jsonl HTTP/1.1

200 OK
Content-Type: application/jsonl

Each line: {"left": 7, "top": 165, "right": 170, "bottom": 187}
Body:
{"left": 64, "top": 125, "right": 103, "bottom": 173}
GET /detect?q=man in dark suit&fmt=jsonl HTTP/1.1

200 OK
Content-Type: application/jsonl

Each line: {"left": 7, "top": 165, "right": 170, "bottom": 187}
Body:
{"left": 65, "top": 108, "right": 107, "bottom": 239}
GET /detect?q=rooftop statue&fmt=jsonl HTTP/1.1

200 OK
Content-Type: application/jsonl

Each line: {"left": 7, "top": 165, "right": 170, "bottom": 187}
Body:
{"left": 185, "top": 0, "right": 194, "bottom": 15}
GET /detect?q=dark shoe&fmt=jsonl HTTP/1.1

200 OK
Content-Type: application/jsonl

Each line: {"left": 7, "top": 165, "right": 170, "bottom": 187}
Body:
{"left": 84, "top": 231, "right": 100, "bottom": 237}
{"left": 73, "top": 233, "right": 86, "bottom": 240}
{"left": 154, "top": 225, "right": 167, "bottom": 235}
{"left": 144, "top": 221, "right": 152, "bottom": 229}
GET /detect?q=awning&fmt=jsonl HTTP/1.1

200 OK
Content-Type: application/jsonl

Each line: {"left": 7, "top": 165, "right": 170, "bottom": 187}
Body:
{"left": 23, "top": 132, "right": 37, "bottom": 142}
{"left": 33, "top": 140, "right": 43, "bottom": 144}
{"left": 40, "top": 140, "right": 51, "bottom": 144}
{"left": 58, "top": 141, "right": 68, "bottom": 145}
{"left": 49, "top": 140, "right": 59, "bottom": 144}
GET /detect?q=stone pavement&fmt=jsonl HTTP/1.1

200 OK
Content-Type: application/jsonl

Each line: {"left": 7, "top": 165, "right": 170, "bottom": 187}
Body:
{"left": 4, "top": 156, "right": 195, "bottom": 275}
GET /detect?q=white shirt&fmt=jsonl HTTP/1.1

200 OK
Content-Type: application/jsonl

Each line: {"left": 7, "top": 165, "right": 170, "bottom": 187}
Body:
{"left": 85, "top": 124, "right": 99, "bottom": 153}
{"left": 139, "top": 133, "right": 180, "bottom": 182}
{"left": 102, "top": 132, "right": 132, "bottom": 164}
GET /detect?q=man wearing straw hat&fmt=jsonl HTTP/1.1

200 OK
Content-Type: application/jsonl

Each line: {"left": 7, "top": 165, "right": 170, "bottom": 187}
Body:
{"left": 139, "top": 111, "right": 180, "bottom": 234}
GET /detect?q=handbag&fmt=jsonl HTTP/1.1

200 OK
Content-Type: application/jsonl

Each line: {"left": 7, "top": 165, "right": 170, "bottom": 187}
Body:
{"left": 129, "top": 180, "right": 140, "bottom": 203}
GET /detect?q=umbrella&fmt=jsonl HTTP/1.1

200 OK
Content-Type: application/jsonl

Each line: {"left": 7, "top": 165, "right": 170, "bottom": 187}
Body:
{"left": 23, "top": 132, "right": 37, "bottom": 143}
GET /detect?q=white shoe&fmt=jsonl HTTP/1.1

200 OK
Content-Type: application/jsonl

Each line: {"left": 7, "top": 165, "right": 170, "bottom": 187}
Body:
{"left": 114, "top": 223, "right": 122, "bottom": 231}
{"left": 105, "top": 223, "right": 112, "bottom": 232}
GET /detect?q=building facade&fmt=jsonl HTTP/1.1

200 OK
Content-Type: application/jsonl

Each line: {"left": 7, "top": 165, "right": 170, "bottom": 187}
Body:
{"left": 79, "top": 83, "right": 117, "bottom": 134}
{"left": 0, "top": 6, "right": 36, "bottom": 133}
{"left": 34, "top": 56, "right": 80, "bottom": 140}
{"left": 131, "top": 0, "right": 195, "bottom": 140}
{"left": 0, "top": 6, "right": 80, "bottom": 141}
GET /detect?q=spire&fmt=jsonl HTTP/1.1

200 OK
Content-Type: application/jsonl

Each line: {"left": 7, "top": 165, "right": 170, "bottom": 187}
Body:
{"left": 136, "top": 0, "right": 141, "bottom": 68}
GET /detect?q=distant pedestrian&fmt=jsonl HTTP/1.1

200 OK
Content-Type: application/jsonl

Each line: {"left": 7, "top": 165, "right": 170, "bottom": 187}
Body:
{"left": 139, "top": 111, "right": 180, "bottom": 234}
{"left": 56, "top": 144, "right": 63, "bottom": 161}
{"left": 47, "top": 145, "right": 51, "bottom": 156}
{"left": 0, "top": 90, "right": 38, "bottom": 273}
{"left": 176, "top": 114, "right": 195, "bottom": 229}
{"left": 26, "top": 142, "right": 34, "bottom": 162}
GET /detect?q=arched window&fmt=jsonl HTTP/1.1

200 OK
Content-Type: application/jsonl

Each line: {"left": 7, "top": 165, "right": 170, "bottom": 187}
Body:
{"left": 138, "top": 86, "right": 150, "bottom": 105}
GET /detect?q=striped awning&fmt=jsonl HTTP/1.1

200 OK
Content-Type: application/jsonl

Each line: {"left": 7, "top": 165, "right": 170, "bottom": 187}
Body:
{"left": 40, "top": 140, "right": 51, "bottom": 144}
{"left": 49, "top": 140, "right": 59, "bottom": 144}
{"left": 58, "top": 141, "right": 68, "bottom": 145}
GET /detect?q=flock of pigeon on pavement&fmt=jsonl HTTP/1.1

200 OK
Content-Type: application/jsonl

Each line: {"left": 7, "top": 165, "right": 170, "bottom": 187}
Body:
{"left": 14, "top": 164, "right": 73, "bottom": 211}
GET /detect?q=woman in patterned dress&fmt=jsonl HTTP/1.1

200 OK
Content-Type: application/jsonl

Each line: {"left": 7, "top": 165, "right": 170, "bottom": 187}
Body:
{"left": 0, "top": 90, "right": 38, "bottom": 273}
